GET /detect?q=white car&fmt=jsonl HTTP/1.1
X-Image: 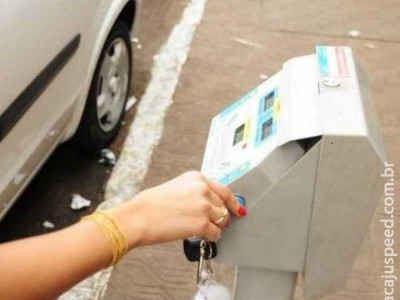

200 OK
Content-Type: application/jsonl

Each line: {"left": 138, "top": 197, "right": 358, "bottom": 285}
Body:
{"left": 0, "top": 0, "right": 140, "bottom": 220}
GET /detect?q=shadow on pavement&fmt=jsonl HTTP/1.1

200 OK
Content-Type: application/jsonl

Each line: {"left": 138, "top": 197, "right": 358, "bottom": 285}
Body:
{"left": 0, "top": 142, "right": 111, "bottom": 243}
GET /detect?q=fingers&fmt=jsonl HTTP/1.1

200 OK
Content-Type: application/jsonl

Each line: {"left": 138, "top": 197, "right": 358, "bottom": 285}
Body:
{"left": 208, "top": 190, "right": 224, "bottom": 207}
{"left": 209, "top": 202, "right": 230, "bottom": 228}
{"left": 206, "top": 178, "right": 246, "bottom": 217}
{"left": 181, "top": 171, "right": 246, "bottom": 241}
{"left": 203, "top": 222, "right": 222, "bottom": 241}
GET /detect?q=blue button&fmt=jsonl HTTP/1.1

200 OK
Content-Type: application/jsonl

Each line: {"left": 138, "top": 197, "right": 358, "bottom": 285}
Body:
{"left": 235, "top": 194, "right": 246, "bottom": 207}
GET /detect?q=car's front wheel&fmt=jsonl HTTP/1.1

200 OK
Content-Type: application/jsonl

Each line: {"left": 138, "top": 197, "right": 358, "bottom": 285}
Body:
{"left": 74, "top": 20, "right": 132, "bottom": 152}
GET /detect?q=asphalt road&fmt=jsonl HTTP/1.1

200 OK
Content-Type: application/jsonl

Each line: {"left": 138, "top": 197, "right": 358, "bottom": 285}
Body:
{"left": 0, "top": 0, "right": 185, "bottom": 243}
{"left": 0, "top": 105, "right": 144, "bottom": 243}
{"left": 0, "top": 142, "right": 111, "bottom": 242}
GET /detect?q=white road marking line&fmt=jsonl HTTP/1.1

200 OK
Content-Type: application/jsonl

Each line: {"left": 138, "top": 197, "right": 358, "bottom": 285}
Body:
{"left": 58, "top": 0, "right": 208, "bottom": 299}
{"left": 105, "top": 0, "right": 207, "bottom": 205}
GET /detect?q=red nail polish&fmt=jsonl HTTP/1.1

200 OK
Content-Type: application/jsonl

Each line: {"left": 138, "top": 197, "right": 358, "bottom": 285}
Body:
{"left": 238, "top": 206, "right": 247, "bottom": 217}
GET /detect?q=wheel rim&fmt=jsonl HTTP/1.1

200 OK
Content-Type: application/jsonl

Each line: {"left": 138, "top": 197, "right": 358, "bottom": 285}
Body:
{"left": 96, "top": 38, "right": 129, "bottom": 132}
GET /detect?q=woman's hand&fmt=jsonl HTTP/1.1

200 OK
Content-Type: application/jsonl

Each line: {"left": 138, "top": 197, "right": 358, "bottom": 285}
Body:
{"left": 0, "top": 171, "right": 246, "bottom": 300}
{"left": 0, "top": 172, "right": 246, "bottom": 299}
{"left": 109, "top": 171, "right": 246, "bottom": 249}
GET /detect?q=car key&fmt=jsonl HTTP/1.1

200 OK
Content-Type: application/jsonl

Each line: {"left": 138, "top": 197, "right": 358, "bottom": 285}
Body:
{"left": 194, "top": 238, "right": 231, "bottom": 299}
{"left": 197, "top": 238, "right": 214, "bottom": 284}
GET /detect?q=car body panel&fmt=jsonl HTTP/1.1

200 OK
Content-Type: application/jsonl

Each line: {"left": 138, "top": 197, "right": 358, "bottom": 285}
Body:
{"left": 62, "top": 0, "right": 140, "bottom": 141}
{"left": 0, "top": 0, "right": 140, "bottom": 220}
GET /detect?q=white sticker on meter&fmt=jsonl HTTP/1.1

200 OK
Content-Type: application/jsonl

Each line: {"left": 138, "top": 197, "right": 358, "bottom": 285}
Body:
{"left": 202, "top": 73, "right": 282, "bottom": 185}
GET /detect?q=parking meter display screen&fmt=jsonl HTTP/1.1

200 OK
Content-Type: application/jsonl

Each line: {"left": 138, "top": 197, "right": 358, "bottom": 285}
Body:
{"left": 202, "top": 72, "right": 282, "bottom": 185}
{"left": 263, "top": 91, "right": 275, "bottom": 111}
{"left": 233, "top": 124, "right": 245, "bottom": 145}
{"left": 261, "top": 119, "right": 273, "bottom": 140}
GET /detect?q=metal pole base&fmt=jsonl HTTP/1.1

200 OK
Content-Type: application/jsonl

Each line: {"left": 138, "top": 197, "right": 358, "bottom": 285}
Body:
{"left": 235, "top": 267, "right": 297, "bottom": 300}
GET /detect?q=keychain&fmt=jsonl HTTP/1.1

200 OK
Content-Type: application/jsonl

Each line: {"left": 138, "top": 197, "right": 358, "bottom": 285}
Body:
{"left": 193, "top": 239, "right": 231, "bottom": 300}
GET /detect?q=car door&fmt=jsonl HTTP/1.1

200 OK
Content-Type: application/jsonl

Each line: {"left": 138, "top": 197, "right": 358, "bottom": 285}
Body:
{"left": 0, "top": 0, "right": 101, "bottom": 219}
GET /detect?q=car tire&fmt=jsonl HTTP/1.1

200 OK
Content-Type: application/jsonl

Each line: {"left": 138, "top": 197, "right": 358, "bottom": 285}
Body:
{"left": 73, "top": 20, "right": 132, "bottom": 153}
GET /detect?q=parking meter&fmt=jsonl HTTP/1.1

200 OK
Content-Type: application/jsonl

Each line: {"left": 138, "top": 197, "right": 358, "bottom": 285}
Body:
{"left": 199, "top": 46, "right": 385, "bottom": 299}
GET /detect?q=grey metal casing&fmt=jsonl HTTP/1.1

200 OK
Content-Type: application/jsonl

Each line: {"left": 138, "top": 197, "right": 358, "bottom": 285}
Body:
{"left": 202, "top": 47, "right": 385, "bottom": 298}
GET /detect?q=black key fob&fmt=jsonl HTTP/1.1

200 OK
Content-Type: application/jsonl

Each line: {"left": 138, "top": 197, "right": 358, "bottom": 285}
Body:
{"left": 183, "top": 237, "right": 217, "bottom": 262}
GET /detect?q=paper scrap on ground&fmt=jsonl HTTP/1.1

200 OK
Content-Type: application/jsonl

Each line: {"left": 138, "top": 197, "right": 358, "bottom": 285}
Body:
{"left": 13, "top": 173, "right": 26, "bottom": 185}
{"left": 59, "top": 0, "right": 208, "bottom": 299}
{"left": 230, "top": 37, "right": 263, "bottom": 49}
{"left": 71, "top": 194, "right": 91, "bottom": 210}
{"left": 43, "top": 221, "right": 55, "bottom": 229}
{"left": 348, "top": 30, "right": 360, "bottom": 37}
{"left": 363, "top": 42, "right": 376, "bottom": 49}
{"left": 125, "top": 96, "right": 137, "bottom": 111}
{"left": 98, "top": 149, "right": 116, "bottom": 166}
{"left": 259, "top": 74, "right": 268, "bottom": 80}
{"left": 48, "top": 130, "right": 58, "bottom": 137}
{"left": 131, "top": 37, "right": 142, "bottom": 49}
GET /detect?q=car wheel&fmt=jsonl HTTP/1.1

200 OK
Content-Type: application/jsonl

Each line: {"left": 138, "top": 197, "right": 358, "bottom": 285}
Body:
{"left": 74, "top": 20, "right": 132, "bottom": 152}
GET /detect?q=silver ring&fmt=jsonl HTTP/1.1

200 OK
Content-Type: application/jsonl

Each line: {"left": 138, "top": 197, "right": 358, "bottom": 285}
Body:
{"left": 215, "top": 206, "right": 228, "bottom": 225}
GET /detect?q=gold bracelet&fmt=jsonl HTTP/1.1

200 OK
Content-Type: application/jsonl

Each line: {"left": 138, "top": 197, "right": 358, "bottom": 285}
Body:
{"left": 82, "top": 211, "right": 128, "bottom": 266}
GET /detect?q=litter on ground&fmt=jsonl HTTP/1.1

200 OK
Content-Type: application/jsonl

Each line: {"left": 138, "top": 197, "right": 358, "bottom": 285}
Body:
{"left": 230, "top": 36, "right": 263, "bottom": 49}
{"left": 71, "top": 194, "right": 91, "bottom": 210}
{"left": 130, "top": 37, "right": 142, "bottom": 49}
{"left": 259, "top": 74, "right": 268, "bottom": 80}
{"left": 125, "top": 96, "right": 137, "bottom": 111}
{"left": 13, "top": 173, "right": 26, "bottom": 185}
{"left": 363, "top": 42, "right": 376, "bottom": 49}
{"left": 99, "top": 149, "right": 117, "bottom": 166}
{"left": 43, "top": 220, "right": 55, "bottom": 229}
{"left": 348, "top": 30, "right": 360, "bottom": 37}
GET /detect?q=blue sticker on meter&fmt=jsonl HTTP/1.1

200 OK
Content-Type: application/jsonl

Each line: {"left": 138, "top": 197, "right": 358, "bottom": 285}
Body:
{"left": 316, "top": 46, "right": 329, "bottom": 77}
{"left": 218, "top": 162, "right": 250, "bottom": 185}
